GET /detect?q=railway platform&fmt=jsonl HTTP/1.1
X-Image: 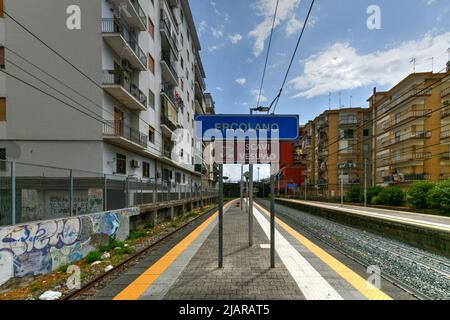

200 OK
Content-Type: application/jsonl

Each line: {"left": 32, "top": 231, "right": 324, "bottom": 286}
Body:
{"left": 92, "top": 200, "right": 414, "bottom": 300}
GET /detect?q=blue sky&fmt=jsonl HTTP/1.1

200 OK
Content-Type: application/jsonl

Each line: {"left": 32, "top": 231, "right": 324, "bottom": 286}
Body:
{"left": 191, "top": 0, "right": 450, "bottom": 126}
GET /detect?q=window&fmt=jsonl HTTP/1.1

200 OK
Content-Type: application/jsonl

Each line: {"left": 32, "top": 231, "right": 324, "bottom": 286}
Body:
{"left": 180, "top": 79, "right": 184, "bottom": 91}
{"left": 148, "top": 89, "right": 155, "bottom": 109}
{"left": 148, "top": 126, "right": 155, "bottom": 143}
{"left": 148, "top": 17, "right": 154, "bottom": 38}
{"left": 175, "top": 172, "right": 181, "bottom": 183}
{"left": 143, "top": 162, "right": 150, "bottom": 178}
{"left": 342, "top": 129, "right": 354, "bottom": 139}
{"left": 162, "top": 168, "right": 172, "bottom": 182}
{"left": 180, "top": 57, "right": 184, "bottom": 69}
{"left": 363, "top": 129, "right": 369, "bottom": 137}
{"left": 0, "top": 98, "right": 5, "bottom": 121}
{"left": 0, "top": 47, "right": 4, "bottom": 68}
{"left": 116, "top": 153, "right": 127, "bottom": 174}
{"left": 148, "top": 53, "right": 155, "bottom": 73}
{"left": 0, "top": 148, "right": 6, "bottom": 172}
{"left": 183, "top": 174, "right": 186, "bottom": 184}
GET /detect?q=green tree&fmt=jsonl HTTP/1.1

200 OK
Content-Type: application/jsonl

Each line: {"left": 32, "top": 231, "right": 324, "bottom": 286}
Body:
{"left": 407, "top": 181, "right": 435, "bottom": 209}
{"left": 345, "top": 186, "right": 363, "bottom": 203}
{"left": 367, "top": 186, "right": 383, "bottom": 204}
{"left": 374, "top": 186, "right": 405, "bottom": 206}
{"left": 427, "top": 180, "right": 450, "bottom": 214}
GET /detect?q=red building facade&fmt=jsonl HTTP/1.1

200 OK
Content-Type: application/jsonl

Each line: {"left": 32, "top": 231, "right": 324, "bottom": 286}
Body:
{"left": 277, "top": 127, "right": 306, "bottom": 195}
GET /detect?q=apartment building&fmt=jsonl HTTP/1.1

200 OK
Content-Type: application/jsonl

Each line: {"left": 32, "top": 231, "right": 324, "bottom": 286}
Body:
{"left": 301, "top": 108, "right": 372, "bottom": 197}
{"left": 0, "top": 0, "right": 213, "bottom": 190}
{"left": 369, "top": 68, "right": 450, "bottom": 185}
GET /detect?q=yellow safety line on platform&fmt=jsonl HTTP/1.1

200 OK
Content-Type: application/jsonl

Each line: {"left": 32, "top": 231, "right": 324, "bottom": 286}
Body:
{"left": 113, "top": 202, "right": 233, "bottom": 300}
{"left": 254, "top": 202, "right": 392, "bottom": 301}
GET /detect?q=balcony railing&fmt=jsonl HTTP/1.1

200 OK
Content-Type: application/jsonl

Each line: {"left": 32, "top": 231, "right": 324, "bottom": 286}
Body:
{"left": 381, "top": 131, "right": 431, "bottom": 146}
{"left": 101, "top": 18, "right": 147, "bottom": 68}
{"left": 383, "top": 173, "right": 430, "bottom": 183}
{"left": 441, "top": 131, "right": 450, "bottom": 140}
{"left": 161, "top": 115, "right": 178, "bottom": 132}
{"left": 441, "top": 152, "right": 450, "bottom": 160}
{"left": 339, "top": 118, "right": 358, "bottom": 126}
{"left": 381, "top": 109, "right": 431, "bottom": 130}
{"left": 441, "top": 107, "right": 450, "bottom": 119}
{"left": 390, "top": 152, "right": 431, "bottom": 164}
{"left": 160, "top": 14, "right": 179, "bottom": 53}
{"left": 103, "top": 120, "right": 148, "bottom": 148}
{"left": 161, "top": 83, "right": 181, "bottom": 109}
{"left": 129, "top": 0, "right": 147, "bottom": 28}
{"left": 161, "top": 50, "right": 178, "bottom": 77}
{"left": 102, "top": 70, "right": 147, "bottom": 107}
{"left": 441, "top": 87, "right": 450, "bottom": 98}
{"left": 378, "top": 86, "right": 432, "bottom": 112}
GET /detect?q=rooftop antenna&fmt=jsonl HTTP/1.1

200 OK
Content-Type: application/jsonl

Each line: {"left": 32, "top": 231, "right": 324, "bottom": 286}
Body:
{"left": 328, "top": 92, "right": 331, "bottom": 110}
{"left": 410, "top": 58, "right": 416, "bottom": 74}
{"left": 339, "top": 91, "right": 342, "bottom": 108}
{"left": 429, "top": 57, "right": 434, "bottom": 72}
{"left": 350, "top": 95, "right": 353, "bottom": 108}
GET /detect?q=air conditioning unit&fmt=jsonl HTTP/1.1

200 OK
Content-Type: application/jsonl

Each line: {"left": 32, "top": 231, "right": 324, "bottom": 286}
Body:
{"left": 131, "top": 160, "right": 140, "bottom": 168}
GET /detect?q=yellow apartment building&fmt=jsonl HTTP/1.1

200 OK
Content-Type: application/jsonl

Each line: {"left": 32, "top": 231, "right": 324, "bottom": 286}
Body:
{"left": 301, "top": 108, "right": 372, "bottom": 197}
{"left": 368, "top": 70, "right": 450, "bottom": 186}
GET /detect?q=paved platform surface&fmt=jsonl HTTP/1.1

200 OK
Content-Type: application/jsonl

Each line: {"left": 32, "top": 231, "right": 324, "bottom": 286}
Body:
{"left": 278, "top": 199, "right": 450, "bottom": 231}
{"left": 94, "top": 199, "right": 414, "bottom": 300}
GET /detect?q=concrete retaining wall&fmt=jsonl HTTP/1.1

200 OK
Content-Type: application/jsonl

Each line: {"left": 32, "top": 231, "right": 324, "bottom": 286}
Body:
{"left": 276, "top": 199, "right": 450, "bottom": 258}
{"left": 0, "top": 207, "right": 139, "bottom": 286}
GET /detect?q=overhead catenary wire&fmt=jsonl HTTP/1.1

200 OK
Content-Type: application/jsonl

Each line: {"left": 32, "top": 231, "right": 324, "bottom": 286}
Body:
{"left": 255, "top": 0, "right": 279, "bottom": 110}
{"left": 270, "top": 0, "right": 316, "bottom": 114}
{"left": 2, "top": 10, "right": 190, "bottom": 146}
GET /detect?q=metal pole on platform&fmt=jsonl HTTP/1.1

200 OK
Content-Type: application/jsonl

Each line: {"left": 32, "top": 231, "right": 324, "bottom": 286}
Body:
{"left": 218, "top": 164, "right": 224, "bottom": 268}
{"left": 364, "top": 158, "right": 368, "bottom": 207}
{"left": 270, "top": 174, "right": 275, "bottom": 268}
{"left": 69, "top": 169, "right": 74, "bottom": 216}
{"left": 249, "top": 164, "right": 253, "bottom": 247}
{"left": 340, "top": 167, "right": 344, "bottom": 208}
{"left": 11, "top": 161, "right": 16, "bottom": 225}
{"left": 104, "top": 174, "right": 108, "bottom": 211}
{"left": 240, "top": 165, "right": 243, "bottom": 211}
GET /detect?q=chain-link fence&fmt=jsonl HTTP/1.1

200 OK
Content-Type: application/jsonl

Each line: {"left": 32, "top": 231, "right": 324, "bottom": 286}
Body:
{"left": 0, "top": 160, "right": 218, "bottom": 227}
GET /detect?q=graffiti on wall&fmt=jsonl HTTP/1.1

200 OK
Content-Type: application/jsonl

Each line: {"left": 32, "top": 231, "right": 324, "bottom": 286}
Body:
{"left": 0, "top": 207, "right": 139, "bottom": 286}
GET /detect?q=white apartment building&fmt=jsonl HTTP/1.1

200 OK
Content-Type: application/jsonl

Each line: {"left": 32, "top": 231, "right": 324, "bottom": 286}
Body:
{"left": 0, "top": 0, "right": 212, "bottom": 190}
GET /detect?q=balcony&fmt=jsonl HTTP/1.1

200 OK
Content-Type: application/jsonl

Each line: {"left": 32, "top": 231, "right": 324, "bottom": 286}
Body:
{"left": 103, "top": 120, "right": 148, "bottom": 151}
{"left": 339, "top": 117, "right": 358, "bottom": 126}
{"left": 160, "top": 12, "right": 179, "bottom": 55}
{"left": 102, "top": 70, "right": 147, "bottom": 111}
{"left": 379, "top": 86, "right": 432, "bottom": 112}
{"left": 441, "top": 130, "right": 450, "bottom": 140}
{"left": 441, "top": 152, "right": 450, "bottom": 160}
{"left": 109, "top": 0, "right": 147, "bottom": 31}
{"left": 383, "top": 173, "right": 430, "bottom": 183}
{"left": 390, "top": 152, "right": 431, "bottom": 165}
{"left": 441, "top": 107, "right": 450, "bottom": 119}
{"left": 161, "top": 95, "right": 179, "bottom": 135}
{"left": 381, "top": 131, "right": 431, "bottom": 147}
{"left": 441, "top": 87, "right": 450, "bottom": 98}
{"left": 101, "top": 18, "right": 147, "bottom": 70}
{"left": 162, "top": 147, "right": 172, "bottom": 159}
{"left": 160, "top": 50, "right": 178, "bottom": 86}
{"left": 381, "top": 109, "right": 431, "bottom": 131}
{"left": 161, "top": 83, "right": 182, "bottom": 109}
{"left": 195, "top": 99, "right": 205, "bottom": 115}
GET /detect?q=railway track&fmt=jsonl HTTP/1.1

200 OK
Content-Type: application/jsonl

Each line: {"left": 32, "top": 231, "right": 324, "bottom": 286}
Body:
{"left": 256, "top": 200, "right": 450, "bottom": 300}
{"left": 63, "top": 205, "right": 221, "bottom": 300}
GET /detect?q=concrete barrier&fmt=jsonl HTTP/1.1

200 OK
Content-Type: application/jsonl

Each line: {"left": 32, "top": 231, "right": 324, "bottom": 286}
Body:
{"left": 275, "top": 198, "right": 450, "bottom": 258}
{"left": 0, "top": 207, "right": 139, "bottom": 286}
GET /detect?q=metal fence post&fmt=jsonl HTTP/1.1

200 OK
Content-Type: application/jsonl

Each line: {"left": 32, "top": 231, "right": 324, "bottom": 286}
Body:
{"left": 11, "top": 161, "right": 16, "bottom": 225}
{"left": 69, "top": 169, "right": 74, "bottom": 216}
{"left": 153, "top": 179, "right": 157, "bottom": 203}
{"left": 125, "top": 177, "right": 129, "bottom": 208}
{"left": 103, "top": 174, "right": 108, "bottom": 211}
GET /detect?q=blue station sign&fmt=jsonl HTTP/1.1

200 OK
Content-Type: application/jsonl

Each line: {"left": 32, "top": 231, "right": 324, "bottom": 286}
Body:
{"left": 195, "top": 114, "right": 299, "bottom": 141}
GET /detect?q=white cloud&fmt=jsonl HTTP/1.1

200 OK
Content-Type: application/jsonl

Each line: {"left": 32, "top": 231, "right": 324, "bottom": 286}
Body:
{"left": 229, "top": 33, "right": 243, "bottom": 44}
{"left": 216, "top": 87, "right": 224, "bottom": 92}
{"left": 251, "top": 88, "right": 268, "bottom": 102}
{"left": 236, "top": 78, "right": 247, "bottom": 85}
{"left": 198, "top": 20, "right": 208, "bottom": 34}
{"left": 248, "top": 0, "right": 301, "bottom": 57}
{"left": 211, "top": 25, "right": 225, "bottom": 38}
{"left": 289, "top": 32, "right": 450, "bottom": 99}
{"left": 208, "top": 43, "right": 225, "bottom": 52}
{"left": 285, "top": 15, "right": 304, "bottom": 37}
